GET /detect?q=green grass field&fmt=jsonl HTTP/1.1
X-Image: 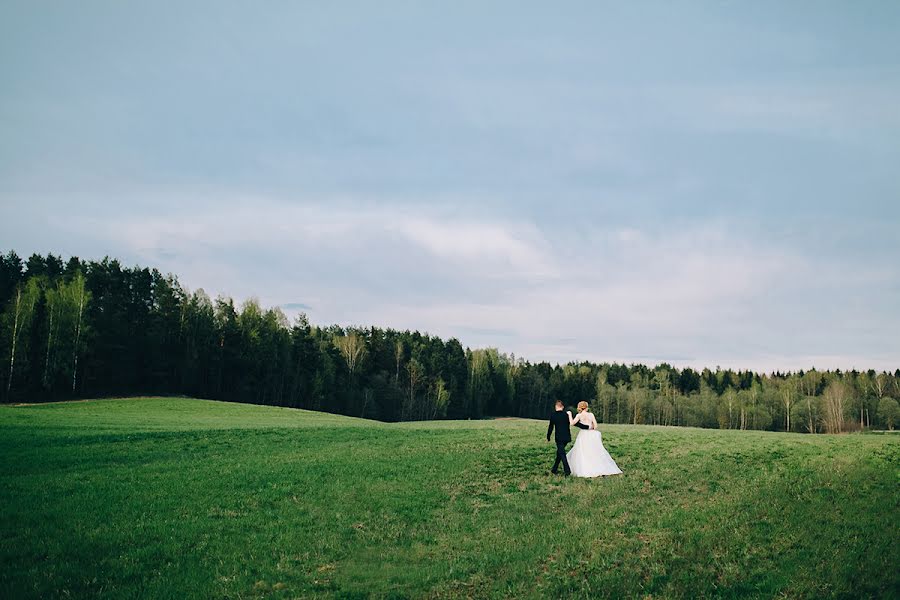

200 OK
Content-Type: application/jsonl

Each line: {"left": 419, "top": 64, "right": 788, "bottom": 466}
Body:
{"left": 1, "top": 398, "right": 897, "bottom": 599}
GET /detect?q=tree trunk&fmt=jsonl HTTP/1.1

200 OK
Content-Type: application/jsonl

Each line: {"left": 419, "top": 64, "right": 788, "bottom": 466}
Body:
{"left": 807, "top": 397, "right": 815, "bottom": 433}
{"left": 361, "top": 389, "right": 370, "bottom": 419}
{"left": 394, "top": 342, "right": 402, "bottom": 388}
{"left": 43, "top": 303, "right": 54, "bottom": 390}
{"left": 7, "top": 287, "right": 22, "bottom": 396}
{"left": 786, "top": 399, "right": 791, "bottom": 432}
{"left": 71, "top": 285, "right": 85, "bottom": 393}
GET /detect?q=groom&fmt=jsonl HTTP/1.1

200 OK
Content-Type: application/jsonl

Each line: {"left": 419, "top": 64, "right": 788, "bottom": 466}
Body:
{"left": 546, "top": 399, "right": 571, "bottom": 476}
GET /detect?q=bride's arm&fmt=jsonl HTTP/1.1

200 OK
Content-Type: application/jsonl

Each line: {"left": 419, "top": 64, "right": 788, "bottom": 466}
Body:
{"left": 567, "top": 411, "right": 579, "bottom": 425}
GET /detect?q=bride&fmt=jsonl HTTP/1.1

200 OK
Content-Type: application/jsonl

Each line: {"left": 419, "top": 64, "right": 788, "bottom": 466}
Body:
{"left": 566, "top": 401, "right": 622, "bottom": 477}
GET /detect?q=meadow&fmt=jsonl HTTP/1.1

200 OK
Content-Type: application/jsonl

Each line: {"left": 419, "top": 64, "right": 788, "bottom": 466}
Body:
{"left": 1, "top": 398, "right": 897, "bottom": 599}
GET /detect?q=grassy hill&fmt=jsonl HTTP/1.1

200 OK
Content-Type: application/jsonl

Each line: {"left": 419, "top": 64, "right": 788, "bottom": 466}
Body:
{"left": 1, "top": 398, "right": 897, "bottom": 598}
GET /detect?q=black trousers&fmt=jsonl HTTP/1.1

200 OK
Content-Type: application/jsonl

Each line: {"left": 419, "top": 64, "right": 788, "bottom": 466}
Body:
{"left": 552, "top": 441, "right": 571, "bottom": 474}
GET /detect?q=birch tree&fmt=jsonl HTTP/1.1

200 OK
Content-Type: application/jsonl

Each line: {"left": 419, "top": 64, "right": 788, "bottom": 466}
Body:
{"left": 653, "top": 369, "right": 672, "bottom": 426}
{"left": 778, "top": 375, "right": 798, "bottom": 432}
{"left": 334, "top": 332, "right": 366, "bottom": 375}
{"left": 431, "top": 377, "right": 450, "bottom": 419}
{"left": 799, "top": 370, "right": 823, "bottom": 433}
{"left": 68, "top": 273, "right": 89, "bottom": 393}
{"left": 394, "top": 340, "right": 403, "bottom": 387}
{"left": 42, "top": 281, "right": 62, "bottom": 390}
{"left": 405, "top": 358, "right": 423, "bottom": 420}
{"left": 873, "top": 372, "right": 889, "bottom": 400}
{"left": 4, "top": 278, "right": 40, "bottom": 398}
{"left": 856, "top": 371, "right": 873, "bottom": 428}
{"left": 467, "top": 349, "right": 493, "bottom": 418}
{"left": 822, "top": 380, "right": 850, "bottom": 434}
{"left": 721, "top": 388, "right": 738, "bottom": 429}
{"left": 595, "top": 369, "right": 612, "bottom": 423}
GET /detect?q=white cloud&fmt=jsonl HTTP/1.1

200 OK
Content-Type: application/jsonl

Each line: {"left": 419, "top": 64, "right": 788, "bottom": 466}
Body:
{"left": 62, "top": 198, "right": 553, "bottom": 274}
{"left": 388, "top": 215, "right": 556, "bottom": 277}
{"left": 15, "top": 194, "right": 899, "bottom": 372}
{"left": 373, "top": 221, "right": 802, "bottom": 354}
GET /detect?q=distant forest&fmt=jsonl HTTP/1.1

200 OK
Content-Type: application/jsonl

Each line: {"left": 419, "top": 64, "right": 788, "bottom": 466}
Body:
{"left": 2, "top": 250, "right": 898, "bottom": 432}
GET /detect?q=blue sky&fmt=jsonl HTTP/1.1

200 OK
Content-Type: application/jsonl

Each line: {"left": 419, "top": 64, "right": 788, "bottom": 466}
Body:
{"left": 2, "top": 2, "right": 898, "bottom": 372}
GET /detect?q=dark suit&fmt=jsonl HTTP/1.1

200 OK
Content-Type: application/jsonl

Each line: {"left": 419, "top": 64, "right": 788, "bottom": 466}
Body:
{"left": 547, "top": 410, "right": 572, "bottom": 475}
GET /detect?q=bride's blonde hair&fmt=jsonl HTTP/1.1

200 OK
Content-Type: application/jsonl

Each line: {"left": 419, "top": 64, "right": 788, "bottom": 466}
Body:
{"left": 577, "top": 401, "right": 589, "bottom": 412}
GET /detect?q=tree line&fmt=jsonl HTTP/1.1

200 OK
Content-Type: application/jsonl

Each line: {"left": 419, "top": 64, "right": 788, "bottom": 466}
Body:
{"left": 2, "top": 250, "right": 899, "bottom": 432}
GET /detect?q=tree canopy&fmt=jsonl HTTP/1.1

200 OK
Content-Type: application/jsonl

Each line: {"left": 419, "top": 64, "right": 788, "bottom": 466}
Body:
{"left": 2, "top": 250, "right": 897, "bottom": 432}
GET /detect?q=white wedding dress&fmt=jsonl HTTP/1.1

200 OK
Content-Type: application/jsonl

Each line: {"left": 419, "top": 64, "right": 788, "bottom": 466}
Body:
{"left": 567, "top": 426, "right": 622, "bottom": 477}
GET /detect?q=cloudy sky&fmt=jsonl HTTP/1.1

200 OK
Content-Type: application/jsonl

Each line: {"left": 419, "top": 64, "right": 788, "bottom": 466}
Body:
{"left": 2, "top": 2, "right": 898, "bottom": 372}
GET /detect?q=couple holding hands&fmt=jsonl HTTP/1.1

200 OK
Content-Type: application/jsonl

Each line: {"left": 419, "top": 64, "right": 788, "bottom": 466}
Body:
{"left": 547, "top": 400, "right": 622, "bottom": 477}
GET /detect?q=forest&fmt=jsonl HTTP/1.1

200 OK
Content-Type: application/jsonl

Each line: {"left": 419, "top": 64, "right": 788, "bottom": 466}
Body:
{"left": 2, "top": 250, "right": 898, "bottom": 432}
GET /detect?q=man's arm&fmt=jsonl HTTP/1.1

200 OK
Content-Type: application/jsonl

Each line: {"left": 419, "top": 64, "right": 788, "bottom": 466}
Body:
{"left": 547, "top": 416, "right": 554, "bottom": 441}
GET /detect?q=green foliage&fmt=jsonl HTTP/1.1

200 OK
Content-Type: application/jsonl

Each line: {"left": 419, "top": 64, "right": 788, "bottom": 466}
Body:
{"left": 1, "top": 398, "right": 897, "bottom": 598}
{"left": 877, "top": 397, "right": 899, "bottom": 430}
{"left": 1, "top": 252, "right": 899, "bottom": 431}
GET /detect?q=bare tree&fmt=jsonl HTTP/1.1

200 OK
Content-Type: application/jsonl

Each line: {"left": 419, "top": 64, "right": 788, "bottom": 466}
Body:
{"left": 822, "top": 380, "right": 850, "bottom": 434}
{"left": 800, "top": 370, "right": 823, "bottom": 433}
{"left": 778, "top": 376, "right": 798, "bottom": 432}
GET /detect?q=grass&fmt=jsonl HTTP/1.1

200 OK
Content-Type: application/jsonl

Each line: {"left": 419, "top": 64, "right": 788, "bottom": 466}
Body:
{"left": 1, "top": 397, "right": 897, "bottom": 599}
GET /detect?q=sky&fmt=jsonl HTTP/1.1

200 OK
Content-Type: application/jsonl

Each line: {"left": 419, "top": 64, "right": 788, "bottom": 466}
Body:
{"left": 1, "top": 1, "right": 899, "bottom": 373}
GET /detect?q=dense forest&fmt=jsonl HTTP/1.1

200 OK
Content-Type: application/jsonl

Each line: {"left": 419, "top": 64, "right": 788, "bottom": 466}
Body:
{"left": 2, "top": 250, "right": 898, "bottom": 432}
